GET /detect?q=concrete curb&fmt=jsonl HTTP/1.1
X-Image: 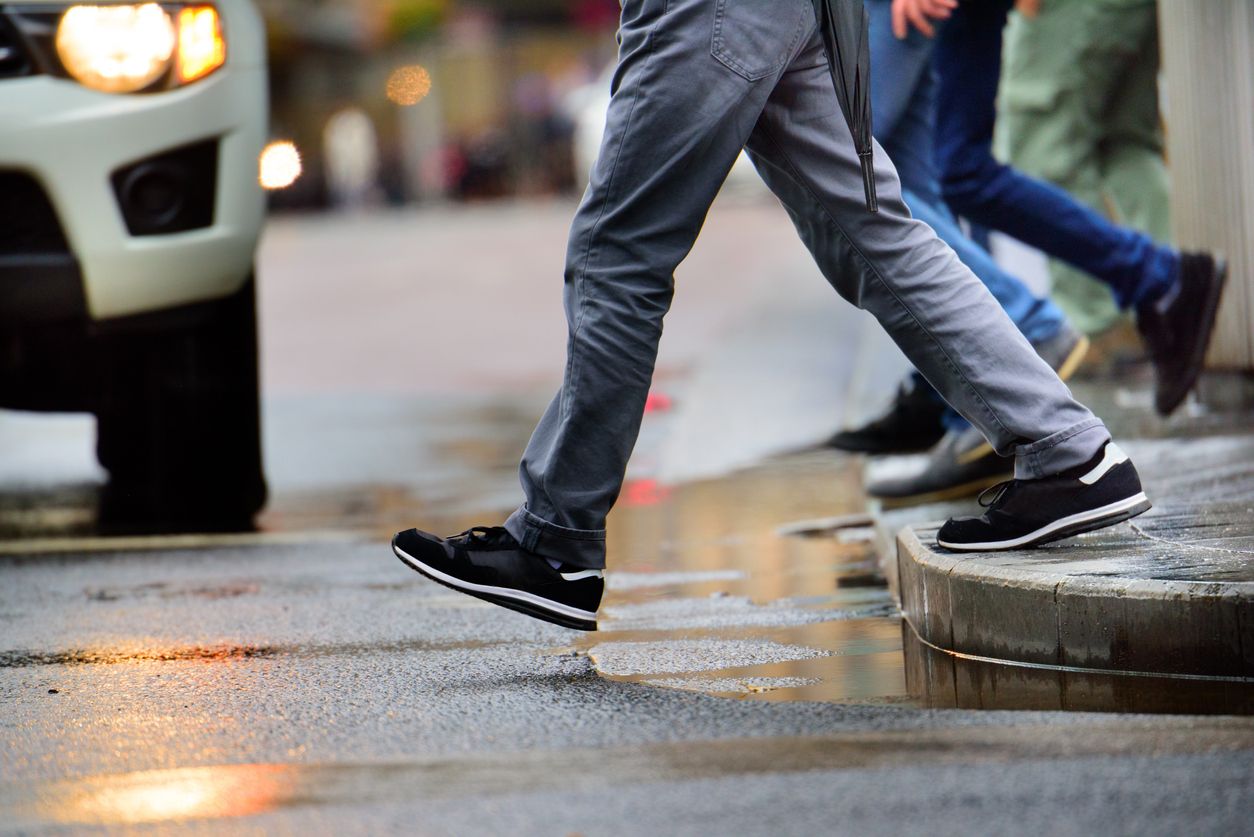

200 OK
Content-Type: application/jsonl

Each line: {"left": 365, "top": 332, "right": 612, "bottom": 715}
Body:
{"left": 895, "top": 525, "right": 1254, "bottom": 713}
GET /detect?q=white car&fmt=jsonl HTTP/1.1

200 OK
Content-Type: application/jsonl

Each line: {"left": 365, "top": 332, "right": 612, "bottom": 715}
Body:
{"left": 0, "top": 0, "right": 269, "bottom": 531}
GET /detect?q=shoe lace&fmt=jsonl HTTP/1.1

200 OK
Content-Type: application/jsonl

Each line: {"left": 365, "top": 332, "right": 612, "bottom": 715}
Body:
{"left": 977, "top": 479, "right": 1017, "bottom": 509}
{"left": 450, "top": 526, "right": 510, "bottom": 546}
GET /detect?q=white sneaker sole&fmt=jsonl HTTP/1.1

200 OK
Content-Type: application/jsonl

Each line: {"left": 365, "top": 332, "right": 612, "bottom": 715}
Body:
{"left": 937, "top": 492, "right": 1151, "bottom": 552}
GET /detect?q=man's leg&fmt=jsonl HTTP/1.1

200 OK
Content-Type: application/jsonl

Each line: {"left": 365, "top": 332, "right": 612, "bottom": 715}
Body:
{"left": 861, "top": 188, "right": 1091, "bottom": 509}
{"left": 996, "top": 0, "right": 1168, "bottom": 335}
{"left": 831, "top": 0, "right": 1076, "bottom": 464}
{"left": 933, "top": 0, "right": 1226, "bottom": 417}
{"left": 1081, "top": 0, "right": 1172, "bottom": 247}
{"left": 746, "top": 32, "right": 1108, "bottom": 481}
{"left": 997, "top": 0, "right": 1123, "bottom": 334}
{"left": 933, "top": 0, "right": 1177, "bottom": 311}
{"left": 867, "top": 0, "right": 1061, "bottom": 343}
{"left": 502, "top": 0, "right": 818, "bottom": 570}
{"left": 745, "top": 27, "right": 1148, "bottom": 550}
{"left": 394, "top": 0, "right": 822, "bottom": 628}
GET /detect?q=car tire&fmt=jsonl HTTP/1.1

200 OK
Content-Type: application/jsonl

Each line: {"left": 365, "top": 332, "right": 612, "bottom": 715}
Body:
{"left": 94, "top": 275, "right": 267, "bottom": 534}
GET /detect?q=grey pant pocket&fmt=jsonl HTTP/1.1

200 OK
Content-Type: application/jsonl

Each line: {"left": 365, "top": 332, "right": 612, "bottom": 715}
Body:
{"left": 711, "top": 0, "right": 811, "bottom": 81}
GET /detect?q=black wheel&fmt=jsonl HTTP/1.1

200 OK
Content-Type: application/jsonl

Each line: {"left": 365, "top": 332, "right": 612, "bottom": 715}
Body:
{"left": 94, "top": 275, "right": 267, "bottom": 533}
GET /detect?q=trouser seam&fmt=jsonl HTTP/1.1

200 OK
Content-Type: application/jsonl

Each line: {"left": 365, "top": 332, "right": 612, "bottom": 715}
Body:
{"left": 518, "top": 508, "right": 606, "bottom": 540}
{"left": 537, "top": 20, "right": 663, "bottom": 522}
{"left": 1015, "top": 417, "right": 1104, "bottom": 454}
{"left": 1014, "top": 418, "right": 1105, "bottom": 478}
{"left": 755, "top": 122, "right": 1016, "bottom": 445}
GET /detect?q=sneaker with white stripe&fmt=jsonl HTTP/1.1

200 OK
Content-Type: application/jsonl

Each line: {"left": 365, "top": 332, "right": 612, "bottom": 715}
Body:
{"left": 392, "top": 526, "right": 602, "bottom": 631}
{"left": 936, "top": 442, "right": 1151, "bottom": 552}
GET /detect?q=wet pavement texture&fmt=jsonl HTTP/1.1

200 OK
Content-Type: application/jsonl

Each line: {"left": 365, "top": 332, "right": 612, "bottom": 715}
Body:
{"left": 5, "top": 509, "right": 1254, "bottom": 833}
{"left": 4, "top": 202, "right": 1254, "bottom": 832}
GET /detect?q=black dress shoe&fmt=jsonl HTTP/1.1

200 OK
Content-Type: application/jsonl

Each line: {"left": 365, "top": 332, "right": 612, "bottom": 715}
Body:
{"left": 392, "top": 526, "right": 602, "bottom": 631}
{"left": 1138, "top": 252, "right": 1228, "bottom": 416}
{"left": 826, "top": 381, "right": 947, "bottom": 454}
{"left": 937, "top": 441, "right": 1151, "bottom": 552}
{"left": 866, "top": 426, "right": 1013, "bottom": 508}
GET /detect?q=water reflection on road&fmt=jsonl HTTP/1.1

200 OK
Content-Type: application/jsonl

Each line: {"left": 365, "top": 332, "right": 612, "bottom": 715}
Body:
{"left": 8, "top": 764, "right": 294, "bottom": 827}
{"left": 577, "top": 452, "right": 911, "bottom": 704}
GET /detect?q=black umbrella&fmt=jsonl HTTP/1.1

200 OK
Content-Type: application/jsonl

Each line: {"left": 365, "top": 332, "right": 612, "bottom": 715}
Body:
{"left": 812, "top": 0, "right": 877, "bottom": 212}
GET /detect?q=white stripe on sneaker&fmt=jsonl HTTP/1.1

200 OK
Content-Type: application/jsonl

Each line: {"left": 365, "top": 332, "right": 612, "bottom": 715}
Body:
{"left": 392, "top": 544, "right": 599, "bottom": 622}
{"left": 937, "top": 491, "right": 1149, "bottom": 552}
{"left": 559, "top": 569, "right": 604, "bottom": 581}
{"left": 1079, "top": 442, "right": 1129, "bottom": 485}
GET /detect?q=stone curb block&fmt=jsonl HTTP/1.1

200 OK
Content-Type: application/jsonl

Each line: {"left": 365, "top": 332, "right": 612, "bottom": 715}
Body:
{"left": 896, "top": 525, "right": 1254, "bottom": 679}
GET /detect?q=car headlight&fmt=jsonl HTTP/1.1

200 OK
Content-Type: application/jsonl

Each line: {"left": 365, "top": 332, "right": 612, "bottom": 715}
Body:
{"left": 54, "top": 3, "right": 225, "bottom": 94}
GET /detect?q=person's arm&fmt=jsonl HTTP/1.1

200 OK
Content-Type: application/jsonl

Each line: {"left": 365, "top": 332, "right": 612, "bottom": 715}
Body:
{"left": 890, "top": 0, "right": 958, "bottom": 38}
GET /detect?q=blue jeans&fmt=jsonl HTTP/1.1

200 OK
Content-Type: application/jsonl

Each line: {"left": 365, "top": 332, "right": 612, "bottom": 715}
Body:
{"left": 933, "top": 0, "right": 1178, "bottom": 310}
{"left": 866, "top": 0, "right": 1065, "bottom": 432}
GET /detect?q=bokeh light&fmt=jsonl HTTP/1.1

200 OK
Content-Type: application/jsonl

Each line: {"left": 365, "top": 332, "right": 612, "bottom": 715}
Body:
{"left": 385, "top": 64, "right": 432, "bottom": 106}
{"left": 258, "top": 141, "right": 302, "bottom": 190}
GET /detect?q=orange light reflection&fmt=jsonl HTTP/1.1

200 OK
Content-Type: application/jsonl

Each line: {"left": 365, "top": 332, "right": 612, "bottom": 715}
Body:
{"left": 47, "top": 764, "right": 291, "bottom": 826}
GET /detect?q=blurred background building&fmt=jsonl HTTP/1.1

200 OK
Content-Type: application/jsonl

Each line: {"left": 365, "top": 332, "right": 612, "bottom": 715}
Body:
{"left": 260, "top": 0, "right": 620, "bottom": 209}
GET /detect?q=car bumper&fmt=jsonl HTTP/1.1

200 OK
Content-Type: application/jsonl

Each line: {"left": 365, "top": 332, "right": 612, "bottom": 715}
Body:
{"left": 0, "top": 63, "right": 266, "bottom": 322}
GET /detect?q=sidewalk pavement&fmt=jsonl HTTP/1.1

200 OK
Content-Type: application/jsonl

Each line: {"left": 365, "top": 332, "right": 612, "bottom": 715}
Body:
{"left": 873, "top": 387, "right": 1254, "bottom": 714}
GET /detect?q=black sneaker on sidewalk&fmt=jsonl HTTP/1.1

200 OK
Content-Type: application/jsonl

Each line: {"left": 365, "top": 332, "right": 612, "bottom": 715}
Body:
{"left": 825, "top": 381, "right": 947, "bottom": 454}
{"left": 867, "top": 426, "right": 1013, "bottom": 508}
{"left": 392, "top": 526, "right": 602, "bottom": 631}
{"left": 1138, "top": 252, "right": 1228, "bottom": 416}
{"left": 936, "top": 442, "right": 1151, "bottom": 552}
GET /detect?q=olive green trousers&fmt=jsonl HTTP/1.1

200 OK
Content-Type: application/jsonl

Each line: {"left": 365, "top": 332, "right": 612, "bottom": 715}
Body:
{"left": 996, "top": 0, "right": 1171, "bottom": 335}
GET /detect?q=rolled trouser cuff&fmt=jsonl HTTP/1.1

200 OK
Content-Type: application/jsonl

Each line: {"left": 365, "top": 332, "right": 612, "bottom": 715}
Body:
{"left": 504, "top": 507, "right": 607, "bottom": 570}
{"left": 1013, "top": 418, "right": 1110, "bottom": 480}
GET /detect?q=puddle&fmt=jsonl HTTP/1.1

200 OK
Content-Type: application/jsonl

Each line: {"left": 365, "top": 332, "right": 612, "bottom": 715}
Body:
{"left": 574, "top": 453, "right": 911, "bottom": 705}
{"left": 586, "top": 639, "right": 832, "bottom": 677}
{"left": 5, "top": 393, "right": 910, "bottom": 706}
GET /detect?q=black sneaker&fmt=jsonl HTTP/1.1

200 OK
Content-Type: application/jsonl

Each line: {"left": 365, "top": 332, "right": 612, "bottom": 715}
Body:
{"left": 936, "top": 442, "right": 1151, "bottom": 552}
{"left": 826, "top": 381, "right": 947, "bottom": 454}
{"left": 1138, "top": 252, "right": 1228, "bottom": 416}
{"left": 392, "top": 526, "right": 602, "bottom": 631}
{"left": 866, "top": 426, "right": 1013, "bottom": 508}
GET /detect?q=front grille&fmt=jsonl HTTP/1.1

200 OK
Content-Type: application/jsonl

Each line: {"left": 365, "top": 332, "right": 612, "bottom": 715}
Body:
{"left": 0, "top": 172, "right": 71, "bottom": 255}
{"left": 0, "top": 12, "right": 32, "bottom": 79}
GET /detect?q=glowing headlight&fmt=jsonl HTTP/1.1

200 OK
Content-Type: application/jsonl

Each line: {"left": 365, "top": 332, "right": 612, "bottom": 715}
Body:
{"left": 55, "top": 3, "right": 226, "bottom": 94}
{"left": 56, "top": 4, "right": 176, "bottom": 93}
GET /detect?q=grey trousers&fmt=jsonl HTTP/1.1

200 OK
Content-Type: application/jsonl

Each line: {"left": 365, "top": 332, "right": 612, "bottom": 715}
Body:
{"left": 505, "top": 0, "right": 1110, "bottom": 569}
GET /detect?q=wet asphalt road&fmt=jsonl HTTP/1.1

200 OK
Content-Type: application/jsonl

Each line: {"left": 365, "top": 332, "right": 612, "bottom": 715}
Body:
{"left": 4, "top": 536, "right": 1253, "bottom": 834}
{"left": 3, "top": 202, "right": 1253, "bottom": 833}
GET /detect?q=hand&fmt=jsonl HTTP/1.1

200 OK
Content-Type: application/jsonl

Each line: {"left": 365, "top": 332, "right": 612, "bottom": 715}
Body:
{"left": 1015, "top": 0, "right": 1043, "bottom": 17}
{"left": 891, "top": 0, "right": 959, "bottom": 39}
